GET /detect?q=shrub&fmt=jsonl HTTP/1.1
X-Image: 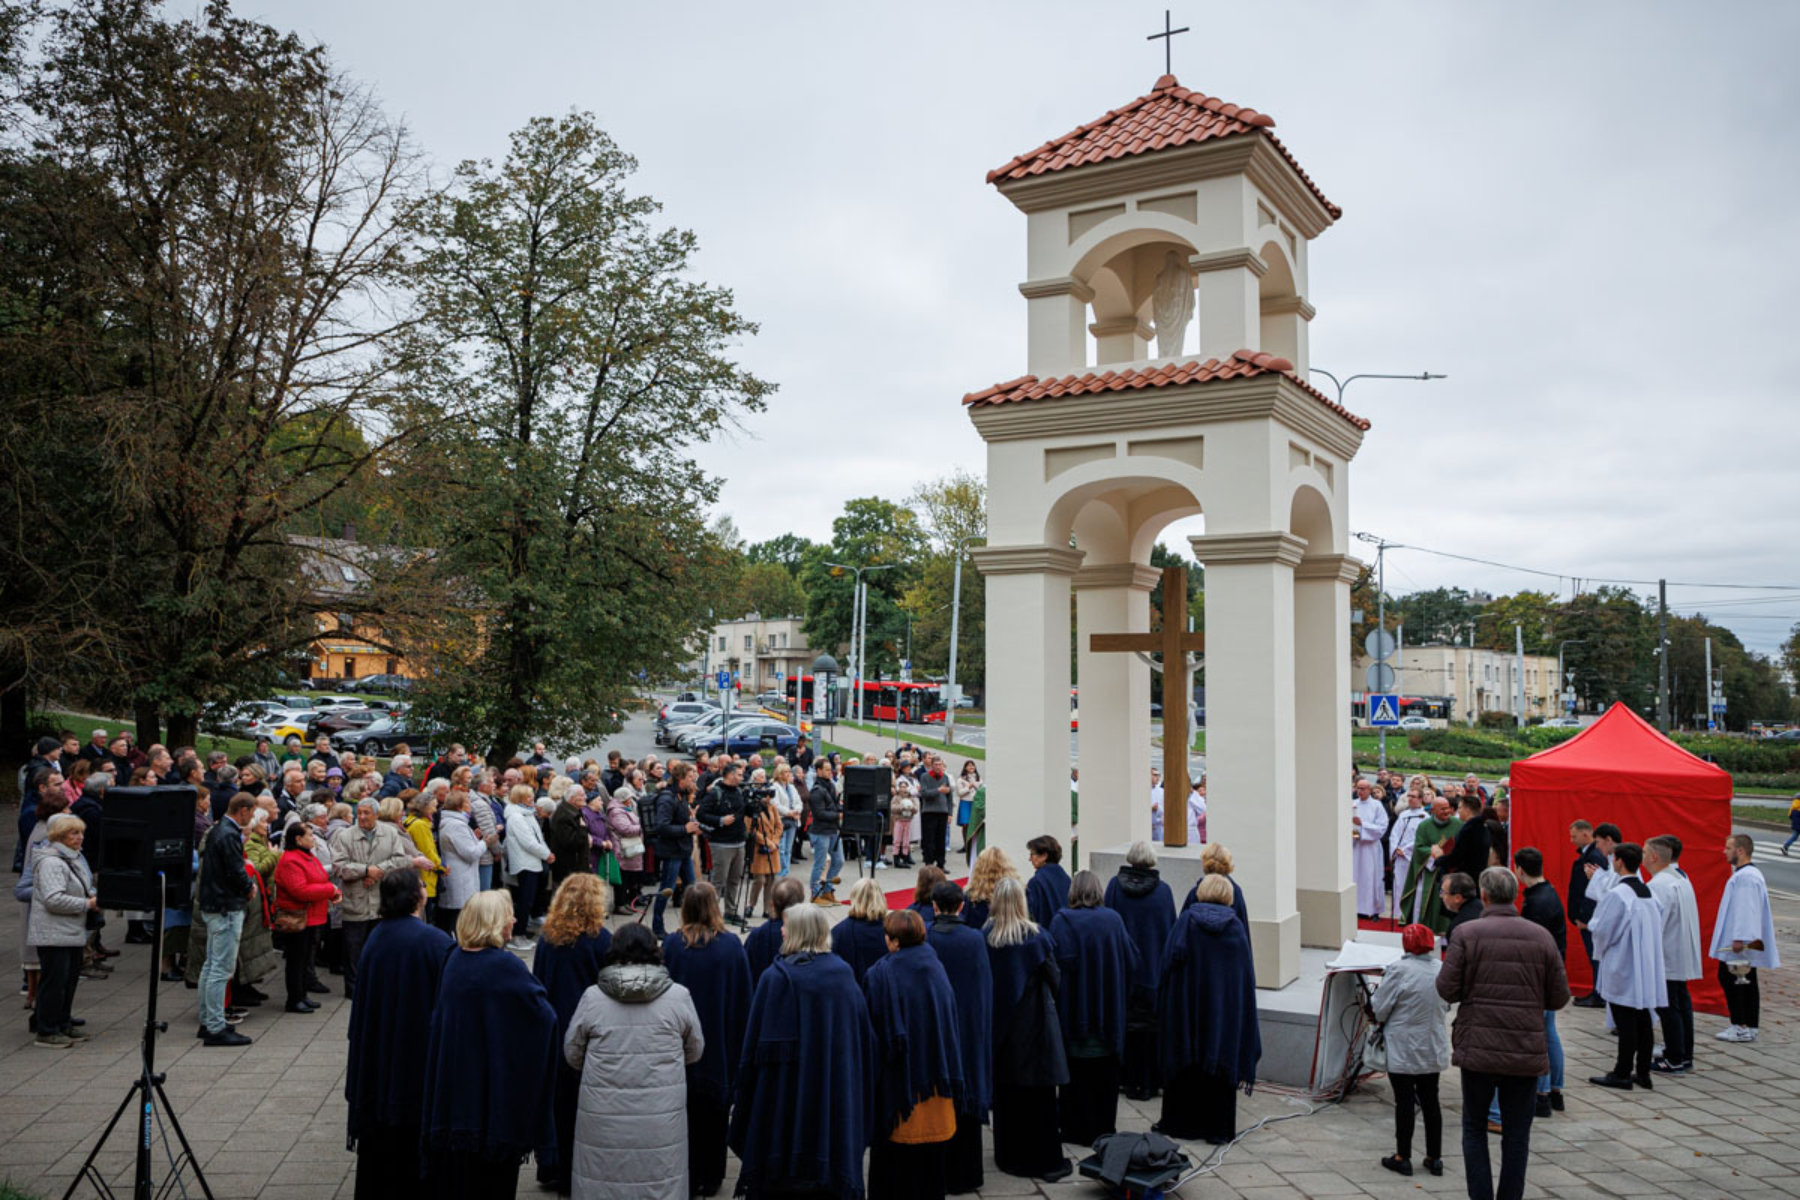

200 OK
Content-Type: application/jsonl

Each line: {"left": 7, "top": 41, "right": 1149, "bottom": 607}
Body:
{"left": 1409, "top": 729, "right": 1518, "bottom": 760}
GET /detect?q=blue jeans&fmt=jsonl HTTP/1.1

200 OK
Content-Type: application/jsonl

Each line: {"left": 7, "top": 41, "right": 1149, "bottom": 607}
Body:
{"left": 1495, "top": 1010, "right": 1564, "bottom": 1120}
{"left": 199, "top": 909, "right": 244, "bottom": 1034}
{"left": 1784, "top": 825, "right": 1799, "bottom": 853}
{"left": 809, "top": 832, "right": 843, "bottom": 897}
{"left": 478, "top": 863, "right": 493, "bottom": 891}
{"left": 779, "top": 824, "right": 797, "bottom": 876}
{"left": 653, "top": 852, "right": 695, "bottom": 934}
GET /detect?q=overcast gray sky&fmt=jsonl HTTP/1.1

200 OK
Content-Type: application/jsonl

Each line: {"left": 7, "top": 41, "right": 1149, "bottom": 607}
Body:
{"left": 249, "top": 0, "right": 1800, "bottom": 654}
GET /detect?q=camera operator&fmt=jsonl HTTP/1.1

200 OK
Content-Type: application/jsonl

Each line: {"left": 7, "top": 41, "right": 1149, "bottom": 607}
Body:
{"left": 743, "top": 768, "right": 785, "bottom": 919}
{"left": 697, "top": 761, "right": 749, "bottom": 919}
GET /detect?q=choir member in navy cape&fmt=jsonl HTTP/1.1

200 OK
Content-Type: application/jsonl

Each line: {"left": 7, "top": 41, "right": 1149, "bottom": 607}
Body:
{"left": 1156, "top": 874, "right": 1260, "bottom": 1145}
{"left": 663, "top": 882, "right": 752, "bottom": 1197}
{"left": 1711, "top": 833, "right": 1781, "bottom": 1041}
{"left": 420, "top": 890, "right": 559, "bottom": 1200}
{"left": 909, "top": 865, "right": 946, "bottom": 923}
{"left": 1103, "top": 841, "right": 1177, "bottom": 1100}
{"left": 963, "top": 846, "right": 1015, "bottom": 931}
{"left": 1025, "top": 835, "right": 1071, "bottom": 931}
{"left": 926, "top": 882, "right": 994, "bottom": 1195}
{"left": 983, "top": 878, "right": 1071, "bottom": 1181}
{"left": 532, "top": 875, "right": 613, "bottom": 1196}
{"left": 729, "top": 904, "right": 878, "bottom": 1200}
{"left": 1048, "top": 870, "right": 1138, "bottom": 1145}
{"left": 864, "top": 910, "right": 964, "bottom": 1200}
{"left": 831, "top": 878, "right": 893, "bottom": 986}
{"left": 746, "top": 878, "right": 808, "bottom": 988}
{"left": 345, "top": 870, "right": 452, "bottom": 1200}
{"left": 1180, "top": 842, "right": 1250, "bottom": 931}
{"left": 1586, "top": 843, "right": 1666, "bottom": 1088}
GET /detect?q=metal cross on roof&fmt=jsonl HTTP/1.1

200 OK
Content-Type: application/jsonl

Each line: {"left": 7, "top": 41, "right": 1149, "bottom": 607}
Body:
{"left": 1146, "top": 9, "right": 1190, "bottom": 76}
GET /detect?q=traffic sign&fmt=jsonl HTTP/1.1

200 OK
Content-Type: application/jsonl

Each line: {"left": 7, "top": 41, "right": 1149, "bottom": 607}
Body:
{"left": 1363, "top": 629, "right": 1396, "bottom": 660}
{"left": 1368, "top": 694, "right": 1401, "bottom": 727}
{"left": 1364, "top": 662, "right": 1396, "bottom": 693}
{"left": 716, "top": 669, "right": 730, "bottom": 691}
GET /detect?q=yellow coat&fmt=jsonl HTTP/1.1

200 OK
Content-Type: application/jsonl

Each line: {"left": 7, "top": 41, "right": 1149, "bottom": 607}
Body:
{"left": 404, "top": 815, "right": 443, "bottom": 898}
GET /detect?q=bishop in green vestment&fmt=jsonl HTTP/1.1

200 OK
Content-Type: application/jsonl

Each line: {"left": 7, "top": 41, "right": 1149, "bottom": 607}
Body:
{"left": 1398, "top": 797, "right": 1463, "bottom": 933}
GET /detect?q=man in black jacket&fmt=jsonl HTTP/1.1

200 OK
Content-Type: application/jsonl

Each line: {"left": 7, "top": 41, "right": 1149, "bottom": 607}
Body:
{"left": 1442, "top": 872, "right": 1484, "bottom": 948}
{"left": 197, "top": 793, "right": 256, "bottom": 1046}
{"left": 1514, "top": 845, "right": 1568, "bottom": 1115}
{"left": 651, "top": 762, "right": 701, "bottom": 936}
{"left": 1568, "top": 820, "right": 1609, "bottom": 1006}
{"left": 697, "top": 762, "right": 748, "bottom": 917}
{"left": 807, "top": 760, "right": 843, "bottom": 904}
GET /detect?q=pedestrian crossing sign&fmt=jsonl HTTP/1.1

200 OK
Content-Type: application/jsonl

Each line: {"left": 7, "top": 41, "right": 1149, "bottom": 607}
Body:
{"left": 1369, "top": 694, "right": 1401, "bottom": 727}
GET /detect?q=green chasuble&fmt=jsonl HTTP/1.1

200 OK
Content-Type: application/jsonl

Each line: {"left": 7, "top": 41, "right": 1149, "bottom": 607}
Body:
{"left": 1398, "top": 813, "right": 1464, "bottom": 933}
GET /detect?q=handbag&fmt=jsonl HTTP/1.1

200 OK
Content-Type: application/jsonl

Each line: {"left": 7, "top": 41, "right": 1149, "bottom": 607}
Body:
{"left": 594, "top": 849, "right": 622, "bottom": 886}
{"left": 1361, "top": 1015, "right": 1389, "bottom": 1072}
{"left": 270, "top": 883, "right": 308, "bottom": 935}
{"left": 618, "top": 836, "right": 645, "bottom": 860}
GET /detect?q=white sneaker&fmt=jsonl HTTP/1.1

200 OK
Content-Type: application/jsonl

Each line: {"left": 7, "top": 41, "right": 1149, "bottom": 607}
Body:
{"left": 1714, "top": 1025, "right": 1741, "bottom": 1041}
{"left": 1736, "top": 1027, "right": 1759, "bottom": 1042}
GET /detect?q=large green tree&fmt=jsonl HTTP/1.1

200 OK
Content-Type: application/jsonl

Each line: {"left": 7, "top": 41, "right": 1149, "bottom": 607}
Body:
{"left": 802, "top": 497, "right": 926, "bottom": 678}
{"left": 1, "top": 0, "right": 430, "bottom": 747}
{"left": 395, "top": 111, "right": 769, "bottom": 761}
{"left": 901, "top": 472, "right": 987, "bottom": 692}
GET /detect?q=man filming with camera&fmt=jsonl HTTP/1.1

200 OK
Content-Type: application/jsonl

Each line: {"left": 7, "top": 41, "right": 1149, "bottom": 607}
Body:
{"left": 697, "top": 760, "right": 750, "bottom": 919}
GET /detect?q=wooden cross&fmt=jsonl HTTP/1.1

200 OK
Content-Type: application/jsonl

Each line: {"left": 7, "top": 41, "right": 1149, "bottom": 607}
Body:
{"left": 1146, "top": 9, "right": 1190, "bottom": 76}
{"left": 1088, "top": 565, "right": 1205, "bottom": 847}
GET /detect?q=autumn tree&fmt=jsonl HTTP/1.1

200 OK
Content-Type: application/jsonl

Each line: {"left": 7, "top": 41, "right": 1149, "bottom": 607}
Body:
{"left": 394, "top": 111, "right": 769, "bottom": 761}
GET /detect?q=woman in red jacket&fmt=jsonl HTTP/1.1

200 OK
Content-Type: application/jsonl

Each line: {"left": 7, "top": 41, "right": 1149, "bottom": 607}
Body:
{"left": 272, "top": 822, "right": 340, "bottom": 1014}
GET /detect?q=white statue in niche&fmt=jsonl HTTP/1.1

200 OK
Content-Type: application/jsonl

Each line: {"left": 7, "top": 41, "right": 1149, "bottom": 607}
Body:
{"left": 1151, "top": 249, "right": 1195, "bottom": 359}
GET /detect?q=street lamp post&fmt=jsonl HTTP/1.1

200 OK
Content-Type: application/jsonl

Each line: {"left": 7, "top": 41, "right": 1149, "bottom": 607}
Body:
{"left": 1308, "top": 369, "right": 1448, "bottom": 406}
{"left": 826, "top": 562, "right": 894, "bottom": 722}
{"left": 1557, "top": 638, "right": 1587, "bottom": 716}
{"left": 944, "top": 536, "right": 984, "bottom": 747}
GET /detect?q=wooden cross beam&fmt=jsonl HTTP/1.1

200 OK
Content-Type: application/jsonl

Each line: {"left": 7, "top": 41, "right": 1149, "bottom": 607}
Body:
{"left": 1088, "top": 565, "right": 1204, "bottom": 847}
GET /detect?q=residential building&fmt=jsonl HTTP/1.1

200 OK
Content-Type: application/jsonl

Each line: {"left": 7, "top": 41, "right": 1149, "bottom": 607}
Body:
{"left": 695, "top": 613, "right": 812, "bottom": 696}
{"left": 1354, "top": 643, "right": 1563, "bottom": 726}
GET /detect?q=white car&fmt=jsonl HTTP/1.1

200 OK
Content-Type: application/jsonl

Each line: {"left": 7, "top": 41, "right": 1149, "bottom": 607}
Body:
{"left": 1396, "top": 715, "right": 1432, "bottom": 731}
{"left": 309, "top": 694, "right": 364, "bottom": 710}
{"left": 1544, "top": 716, "right": 1582, "bottom": 729}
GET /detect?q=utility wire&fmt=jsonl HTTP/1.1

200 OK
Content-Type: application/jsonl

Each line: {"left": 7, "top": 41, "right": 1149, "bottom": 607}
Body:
{"left": 1352, "top": 533, "right": 1800, "bottom": 595}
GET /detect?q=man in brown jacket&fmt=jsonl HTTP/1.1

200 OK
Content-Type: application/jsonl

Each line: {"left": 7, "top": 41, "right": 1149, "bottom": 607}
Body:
{"left": 1436, "top": 866, "right": 1571, "bottom": 1200}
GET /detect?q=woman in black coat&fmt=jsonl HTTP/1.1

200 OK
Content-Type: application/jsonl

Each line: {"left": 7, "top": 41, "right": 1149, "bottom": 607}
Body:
{"left": 983, "top": 878, "right": 1071, "bottom": 1181}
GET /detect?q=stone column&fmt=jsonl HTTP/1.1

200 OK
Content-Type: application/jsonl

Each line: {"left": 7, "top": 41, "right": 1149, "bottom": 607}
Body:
{"left": 1073, "top": 563, "right": 1158, "bottom": 863}
{"left": 972, "top": 544, "right": 1085, "bottom": 864}
{"left": 1088, "top": 317, "right": 1152, "bottom": 367}
{"left": 1188, "top": 530, "right": 1306, "bottom": 988}
{"left": 1018, "top": 277, "right": 1094, "bottom": 377}
{"left": 1259, "top": 295, "right": 1315, "bottom": 375}
{"left": 1293, "top": 553, "right": 1361, "bottom": 947}
{"left": 1189, "top": 249, "right": 1268, "bottom": 361}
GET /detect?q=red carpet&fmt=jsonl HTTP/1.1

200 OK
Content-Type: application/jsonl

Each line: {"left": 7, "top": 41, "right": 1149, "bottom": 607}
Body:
{"left": 1356, "top": 915, "right": 1401, "bottom": 933}
{"left": 884, "top": 876, "right": 968, "bottom": 910}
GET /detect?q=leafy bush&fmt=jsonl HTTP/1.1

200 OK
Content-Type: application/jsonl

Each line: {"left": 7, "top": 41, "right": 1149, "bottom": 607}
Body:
{"left": 1476, "top": 711, "right": 1516, "bottom": 731}
{"left": 1409, "top": 729, "right": 1519, "bottom": 759}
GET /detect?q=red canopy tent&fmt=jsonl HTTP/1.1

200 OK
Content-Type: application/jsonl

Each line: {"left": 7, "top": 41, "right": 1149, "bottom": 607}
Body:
{"left": 1509, "top": 704, "right": 1732, "bottom": 1016}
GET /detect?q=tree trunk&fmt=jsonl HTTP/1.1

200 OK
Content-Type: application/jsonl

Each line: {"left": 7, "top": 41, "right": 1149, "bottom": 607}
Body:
{"left": 166, "top": 712, "right": 199, "bottom": 751}
{"left": 0, "top": 670, "right": 27, "bottom": 804}
{"left": 133, "top": 701, "right": 162, "bottom": 748}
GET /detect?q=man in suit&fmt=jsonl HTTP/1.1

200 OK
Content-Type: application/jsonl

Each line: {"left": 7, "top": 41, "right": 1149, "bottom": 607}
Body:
{"left": 1568, "top": 820, "right": 1608, "bottom": 1007}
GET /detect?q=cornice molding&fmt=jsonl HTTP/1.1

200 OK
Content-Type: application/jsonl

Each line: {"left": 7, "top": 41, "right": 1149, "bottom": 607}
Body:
{"left": 1072, "top": 563, "right": 1162, "bottom": 592}
{"left": 1188, "top": 531, "right": 1308, "bottom": 568}
{"left": 967, "top": 373, "right": 1365, "bottom": 460}
{"left": 970, "top": 544, "right": 1087, "bottom": 578}
{"left": 1018, "top": 276, "right": 1096, "bottom": 303}
{"left": 1089, "top": 317, "right": 1155, "bottom": 340}
{"left": 1189, "top": 247, "right": 1269, "bottom": 278}
{"left": 1260, "top": 295, "right": 1317, "bottom": 321}
{"left": 1293, "top": 553, "right": 1364, "bottom": 584}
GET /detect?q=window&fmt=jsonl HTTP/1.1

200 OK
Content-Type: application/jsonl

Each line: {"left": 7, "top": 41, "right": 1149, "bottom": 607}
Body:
{"left": 745, "top": 635, "right": 753, "bottom": 652}
{"left": 718, "top": 636, "right": 726, "bottom": 651}
{"left": 777, "top": 632, "right": 787, "bottom": 648}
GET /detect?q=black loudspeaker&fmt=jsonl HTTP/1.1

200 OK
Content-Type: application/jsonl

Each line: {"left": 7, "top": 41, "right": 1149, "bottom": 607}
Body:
{"left": 841, "top": 765, "right": 891, "bottom": 814}
{"left": 97, "top": 786, "right": 198, "bottom": 910}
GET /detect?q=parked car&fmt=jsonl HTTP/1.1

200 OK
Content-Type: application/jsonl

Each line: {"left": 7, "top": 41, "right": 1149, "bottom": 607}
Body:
{"left": 691, "top": 721, "right": 800, "bottom": 757}
{"left": 344, "top": 715, "right": 439, "bottom": 757}
{"left": 754, "top": 691, "right": 786, "bottom": 710}
{"left": 674, "top": 713, "right": 768, "bottom": 753}
{"left": 246, "top": 710, "right": 316, "bottom": 742}
{"left": 309, "top": 707, "right": 387, "bottom": 739}
{"left": 655, "top": 701, "right": 719, "bottom": 744}
{"left": 309, "top": 694, "right": 365, "bottom": 711}
{"left": 357, "top": 673, "right": 412, "bottom": 694}
{"left": 1543, "top": 716, "right": 1582, "bottom": 729}
{"left": 272, "top": 694, "right": 318, "bottom": 711}
{"left": 1396, "top": 715, "right": 1432, "bottom": 731}
{"left": 675, "top": 691, "right": 702, "bottom": 704}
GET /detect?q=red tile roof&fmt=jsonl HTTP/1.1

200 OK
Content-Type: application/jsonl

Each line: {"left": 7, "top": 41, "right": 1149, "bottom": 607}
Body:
{"left": 961, "top": 349, "right": 1370, "bottom": 430}
{"left": 987, "top": 74, "right": 1339, "bottom": 219}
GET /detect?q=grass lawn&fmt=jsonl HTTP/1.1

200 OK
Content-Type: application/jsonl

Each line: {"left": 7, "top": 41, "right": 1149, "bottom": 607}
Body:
{"left": 840, "top": 720, "right": 986, "bottom": 761}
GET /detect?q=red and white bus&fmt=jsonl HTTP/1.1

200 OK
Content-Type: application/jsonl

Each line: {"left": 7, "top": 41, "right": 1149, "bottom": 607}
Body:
{"left": 785, "top": 676, "right": 947, "bottom": 724}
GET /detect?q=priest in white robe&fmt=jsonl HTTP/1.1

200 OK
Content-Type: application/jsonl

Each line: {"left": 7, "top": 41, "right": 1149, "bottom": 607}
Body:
{"left": 1644, "top": 835, "right": 1702, "bottom": 1072}
{"left": 1587, "top": 843, "right": 1665, "bottom": 1089}
{"left": 1350, "top": 778, "right": 1389, "bottom": 919}
{"left": 1710, "top": 833, "right": 1780, "bottom": 1042}
{"left": 1388, "top": 786, "right": 1426, "bottom": 922}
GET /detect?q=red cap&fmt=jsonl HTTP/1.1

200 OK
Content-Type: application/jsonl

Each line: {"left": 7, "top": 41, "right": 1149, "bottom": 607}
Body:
{"left": 1401, "top": 923, "right": 1436, "bottom": 956}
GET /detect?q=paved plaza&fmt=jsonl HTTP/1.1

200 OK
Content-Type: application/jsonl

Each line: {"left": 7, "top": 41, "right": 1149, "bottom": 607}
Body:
{"left": 2, "top": 821, "right": 1795, "bottom": 1200}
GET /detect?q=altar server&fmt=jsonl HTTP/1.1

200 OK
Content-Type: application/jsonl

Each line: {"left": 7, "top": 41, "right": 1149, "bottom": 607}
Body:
{"left": 1643, "top": 836, "right": 1701, "bottom": 1073}
{"left": 1352, "top": 778, "right": 1390, "bottom": 919}
{"left": 1586, "top": 844, "right": 1665, "bottom": 1090}
{"left": 1710, "top": 833, "right": 1780, "bottom": 1043}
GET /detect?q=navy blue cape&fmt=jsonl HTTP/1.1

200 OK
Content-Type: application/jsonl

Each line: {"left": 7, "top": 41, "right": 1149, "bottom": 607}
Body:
{"left": 1103, "top": 866, "right": 1176, "bottom": 997}
{"left": 987, "top": 928, "right": 1068, "bottom": 1088}
{"left": 1048, "top": 906, "right": 1136, "bottom": 1057}
{"left": 533, "top": 929, "right": 612, "bottom": 1047}
{"left": 744, "top": 917, "right": 784, "bottom": 987}
{"left": 864, "top": 942, "right": 964, "bottom": 1135}
{"left": 664, "top": 930, "right": 752, "bottom": 1105}
{"left": 345, "top": 916, "right": 453, "bottom": 1148}
{"left": 830, "top": 916, "right": 889, "bottom": 986}
{"left": 421, "top": 946, "right": 559, "bottom": 1161}
{"left": 1026, "top": 863, "right": 1071, "bottom": 930}
{"left": 1182, "top": 875, "right": 1250, "bottom": 932}
{"left": 963, "top": 899, "right": 990, "bottom": 930}
{"left": 729, "top": 953, "right": 877, "bottom": 1199}
{"left": 927, "top": 913, "right": 993, "bottom": 1117}
{"left": 1158, "top": 901, "right": 1261, "bottom": 1092}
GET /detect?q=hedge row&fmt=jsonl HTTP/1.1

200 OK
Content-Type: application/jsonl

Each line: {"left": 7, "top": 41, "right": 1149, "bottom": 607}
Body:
{"left": 1405, "top": 726, "right": 1800, "bottom": 778}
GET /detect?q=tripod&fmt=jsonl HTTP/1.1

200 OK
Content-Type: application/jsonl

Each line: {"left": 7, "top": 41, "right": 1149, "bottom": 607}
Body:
{"left": 65, "top": 873, "right": 214, "bottom": 1200}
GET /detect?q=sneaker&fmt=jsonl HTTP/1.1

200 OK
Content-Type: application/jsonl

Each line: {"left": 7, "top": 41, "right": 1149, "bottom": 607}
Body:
{"left": 34, "top": 1033, "right": 73, "bottom": 1049}
{"left": 65, "top": 1028, "right": 91, "bottom": 1042}
{"left": 1649, "top": 1058, "right": 1689, "bottom": 1075}
{"left": 1715, "top": 1025, "right": 1752, "bottom": 1042}
{"left": 1736, "top": 1027, "right": 1759, "bottom": 1042}
{"left": 223, "top": 1010, "right": 245, "bottom": 1026}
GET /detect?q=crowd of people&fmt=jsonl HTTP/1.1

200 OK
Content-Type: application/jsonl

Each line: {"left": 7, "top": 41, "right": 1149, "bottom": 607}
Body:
{"left": 10, "top": 727, "right": 1788, "bottom": 1200}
